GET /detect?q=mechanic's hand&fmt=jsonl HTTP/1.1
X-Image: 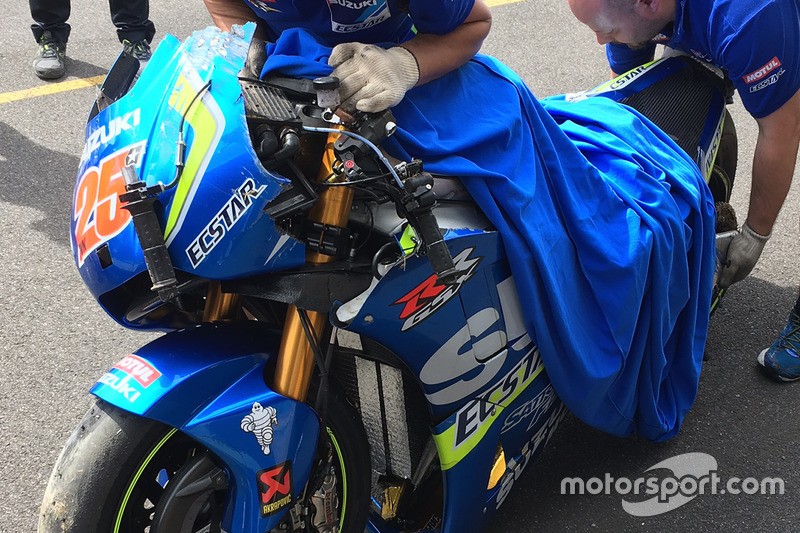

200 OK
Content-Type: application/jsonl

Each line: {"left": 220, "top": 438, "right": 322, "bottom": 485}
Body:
{"left": 328, "top": 42, "right": 419, "bottom": 113}
{"left": 717, "top": 221, "right": 770, "bottom": 289}
{"left": 240, "top": 36, "right": 267, "bottom": 79}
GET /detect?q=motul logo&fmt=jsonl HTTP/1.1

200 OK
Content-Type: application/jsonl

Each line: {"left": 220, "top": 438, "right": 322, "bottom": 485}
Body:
{"left": 743, "top": 57, "right": 781, "bottom": 84}
{"left": 112, "top": 354, "right": 162, "bottom": 388}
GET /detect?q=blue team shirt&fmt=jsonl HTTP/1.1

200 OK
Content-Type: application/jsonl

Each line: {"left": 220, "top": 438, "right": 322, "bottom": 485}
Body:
{"left": 607, "top": 0, "right": 800, "bottom": 118}
{"left": 244, "top": 0, "right": 475, "bottom": 45}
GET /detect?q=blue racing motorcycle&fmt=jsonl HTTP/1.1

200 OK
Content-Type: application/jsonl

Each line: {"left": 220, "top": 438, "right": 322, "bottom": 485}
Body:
{"left": 39, "top": 24, "right": 736, "bottom": 533}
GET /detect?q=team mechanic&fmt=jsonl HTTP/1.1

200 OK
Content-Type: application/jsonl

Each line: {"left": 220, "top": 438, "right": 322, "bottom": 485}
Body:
{"left": 568, "top": 0, "right": 800, "bottom": 381}
{"left": 202, "top": 0, "right": 492, "bottom": 113}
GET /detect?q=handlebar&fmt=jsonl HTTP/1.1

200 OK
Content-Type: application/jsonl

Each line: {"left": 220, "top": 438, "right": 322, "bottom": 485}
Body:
{"left": 399, "top": 172, "right": 457, "bottom": 283}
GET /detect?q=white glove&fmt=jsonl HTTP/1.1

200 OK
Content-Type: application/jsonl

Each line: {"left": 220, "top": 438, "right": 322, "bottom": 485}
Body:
{"left": 717, "top": 221, "right": 770, "bottom": 289}
{"left": 328, "top": 42, "right": 419, "bottom": 113}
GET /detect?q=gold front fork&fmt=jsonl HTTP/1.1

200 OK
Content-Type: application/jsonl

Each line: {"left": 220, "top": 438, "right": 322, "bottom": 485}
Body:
{"left": 203, "top": 280, "right": 241, "bottom": 322}
{"left": 274, "top": 130, "right": 354, "bottom": 402}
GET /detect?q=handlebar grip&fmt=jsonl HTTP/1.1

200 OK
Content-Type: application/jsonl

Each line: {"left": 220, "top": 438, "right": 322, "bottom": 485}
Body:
{"left": 414, "top": 208, "right": 457, "bottom": 282}
{"left": 125, "top": 198, "right": 179, "bottom": 301}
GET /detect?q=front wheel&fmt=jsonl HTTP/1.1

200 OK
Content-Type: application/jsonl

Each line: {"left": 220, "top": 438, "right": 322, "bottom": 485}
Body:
{"left": 39, "top": 393, "right": 371, "bottom": 533}
{"left": 38, "top": 400, "right": 220, "bottom": 533}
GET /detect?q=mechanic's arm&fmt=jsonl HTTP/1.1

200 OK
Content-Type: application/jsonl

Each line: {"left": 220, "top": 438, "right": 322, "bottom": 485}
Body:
{"left": 329, "top": 1, "right": 491, "bottom": 112}
{"left": 748, "top": 89, "right": 800, "bottom": 235}
{"left": 719, "top": 89, "right": 800, "bottom": 288}
{"left": 203, "top": 0, "right": 268, "bottom": 38}
{"left": 401, "top": 0, "right": 492, "bottom": 85}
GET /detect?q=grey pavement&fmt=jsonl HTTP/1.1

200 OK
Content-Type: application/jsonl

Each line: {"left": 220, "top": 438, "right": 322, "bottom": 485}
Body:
{"left": 0, "top": 1, "right": 798, "bottom": 532}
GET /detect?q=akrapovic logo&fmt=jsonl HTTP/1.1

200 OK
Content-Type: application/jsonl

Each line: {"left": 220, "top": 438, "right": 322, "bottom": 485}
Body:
{"left": 742, "top": 57, "right": 781, "bottom": 84}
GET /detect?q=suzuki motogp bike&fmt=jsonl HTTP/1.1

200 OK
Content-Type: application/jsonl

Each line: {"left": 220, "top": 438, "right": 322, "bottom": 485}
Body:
{"left": 39, "top": 25, "right": 736, "bottom": 533}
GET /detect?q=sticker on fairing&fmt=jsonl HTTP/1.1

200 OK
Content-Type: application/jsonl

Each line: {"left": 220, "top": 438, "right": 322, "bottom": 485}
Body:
{"left": 96, "top": 353, "right": 162, "bottom": 403}
{"left": 241, "top": 402, "right": 279, "bottom": 455}
{"left": 185, "top": 177, "right": 267, "bottom": 268}
{"left": 433, "top": 346, "right": 544, "bottom": 469}
{"left": 81, "top": 108, "right": 141, "bottom": 162}
{"left": 73, "top": 141, "right": 145, "bottom": 267}
{"left": 112, "top": 354, "right": 163, "bottom": 388}
{"left": 392, "top": 247, "right": 482, "bottom": 331}
{"left": 256, "top": 460, "right": 294, "bottom": 517}
{"left": 162, "top": 68, "right": 225, "bottom": 246}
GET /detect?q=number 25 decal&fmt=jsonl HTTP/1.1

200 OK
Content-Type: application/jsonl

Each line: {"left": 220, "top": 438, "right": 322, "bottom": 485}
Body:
{"left": 73, "top": 141, "right": 145, "bottom": 266}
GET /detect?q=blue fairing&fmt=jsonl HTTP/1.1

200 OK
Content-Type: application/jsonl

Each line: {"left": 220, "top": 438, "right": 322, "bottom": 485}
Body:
{"left": 91, "top": 321, "right": 320, "bottom": 530}
{"left": 341, "top": 229, "right": 565, "bottom": 532}
{"left": 71, "top": 24, "right": 306, "bottom": 322}
{"left": 264, "top": 29, "right": 715, "bottom": 442}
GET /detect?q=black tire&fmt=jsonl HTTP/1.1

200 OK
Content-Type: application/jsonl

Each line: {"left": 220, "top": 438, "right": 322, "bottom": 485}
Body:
{"left": 302, "top": 389, "right": 372, "bottom": 533}
{"left": 38, "top": 394, "right": 371, "bottom": 533}
{"left": 708, "top": 109, "right": 738, "bottom": 205}
{"left": 38, "top": 400, "right": 213, "bottom": 533}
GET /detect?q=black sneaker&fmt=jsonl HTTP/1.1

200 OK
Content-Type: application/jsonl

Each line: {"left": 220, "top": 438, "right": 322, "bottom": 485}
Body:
{"left": 33, "top": 31, "right": 66, "bottom": 80}
{"left": 122, "top": 39, "right": 152, "bottom": 61}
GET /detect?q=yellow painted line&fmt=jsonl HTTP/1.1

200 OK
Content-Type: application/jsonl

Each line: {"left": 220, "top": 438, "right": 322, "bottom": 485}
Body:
{"left": 486, "top": 0, "right": 525, "bottom": 6}
{"left": 0, "top": 75, "right": 106, "bottom": 105}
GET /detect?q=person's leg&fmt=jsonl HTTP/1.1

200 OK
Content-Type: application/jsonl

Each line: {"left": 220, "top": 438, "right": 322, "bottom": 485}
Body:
{"left": 30, "top": 0, "right": 70, "bottom": 43}
{"left": 107, "top": 0, "right": 155, "bottom": 61}
{"left": 107, "top": 0, "right": 155, "bottom": 44}
{"left": 30, "top": 0, "right": 69, "bottom": 79}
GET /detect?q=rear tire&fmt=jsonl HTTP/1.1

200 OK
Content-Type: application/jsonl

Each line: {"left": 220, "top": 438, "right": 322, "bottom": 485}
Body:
{"left": 708, "top": 109, "right": 738, "bottom": 206}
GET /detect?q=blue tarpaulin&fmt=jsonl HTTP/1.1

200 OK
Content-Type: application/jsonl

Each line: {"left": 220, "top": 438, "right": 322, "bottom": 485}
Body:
{"left": 263, "top": 29, "right": 716, "bottom": 441}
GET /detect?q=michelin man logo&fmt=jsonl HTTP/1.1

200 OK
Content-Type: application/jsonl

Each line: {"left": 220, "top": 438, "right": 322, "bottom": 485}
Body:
{"left": 241, "top": 402, "right": 278, "bottom": 455}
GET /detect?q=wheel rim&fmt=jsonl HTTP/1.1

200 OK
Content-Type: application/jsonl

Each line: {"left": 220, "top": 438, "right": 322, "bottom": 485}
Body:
{"left": 113, "top": 428, "right": 222, "bottom": 533}
{"left": 112, "top": 423, "right": 354, "bottom": 532}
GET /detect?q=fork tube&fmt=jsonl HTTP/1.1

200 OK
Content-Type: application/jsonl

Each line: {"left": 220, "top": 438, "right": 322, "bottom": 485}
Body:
{"left": 203, "top": 280, "right": 241, "bottom": 322}
{"left": 274, "top": 130, "right": 353, "bottom": 401}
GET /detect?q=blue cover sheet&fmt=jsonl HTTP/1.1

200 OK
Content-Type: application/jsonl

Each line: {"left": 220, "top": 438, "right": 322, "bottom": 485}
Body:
{"left": 263, "top": 29, "right": 716, "bottom": 441}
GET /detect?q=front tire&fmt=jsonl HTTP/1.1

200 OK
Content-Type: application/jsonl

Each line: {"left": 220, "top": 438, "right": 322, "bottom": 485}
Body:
{"left": 285, "top": 389, "right": 372, "bottom": 533}
{"left": 38, "top": 400, "right": 215, "bottom": 533}
{"left": 39, "top": 393, "right": 371, "bottom": 533}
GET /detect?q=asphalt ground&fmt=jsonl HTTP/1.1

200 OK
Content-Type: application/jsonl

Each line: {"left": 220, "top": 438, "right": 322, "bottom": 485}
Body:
{"left": 0, "top": 1, "right": 798, "bottom": 532}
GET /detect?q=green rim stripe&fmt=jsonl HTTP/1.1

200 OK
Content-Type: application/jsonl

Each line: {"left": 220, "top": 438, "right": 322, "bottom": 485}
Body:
{"left": 327, "top": 426, "right": 348, "bottom": 527}
{"left": 113, "top": 428, "right": 179, "bottom": 533}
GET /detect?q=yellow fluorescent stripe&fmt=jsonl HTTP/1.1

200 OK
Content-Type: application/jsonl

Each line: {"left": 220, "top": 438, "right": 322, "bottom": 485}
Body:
{"left": 0, "top": 75, "right": 106, "bottom": 105}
